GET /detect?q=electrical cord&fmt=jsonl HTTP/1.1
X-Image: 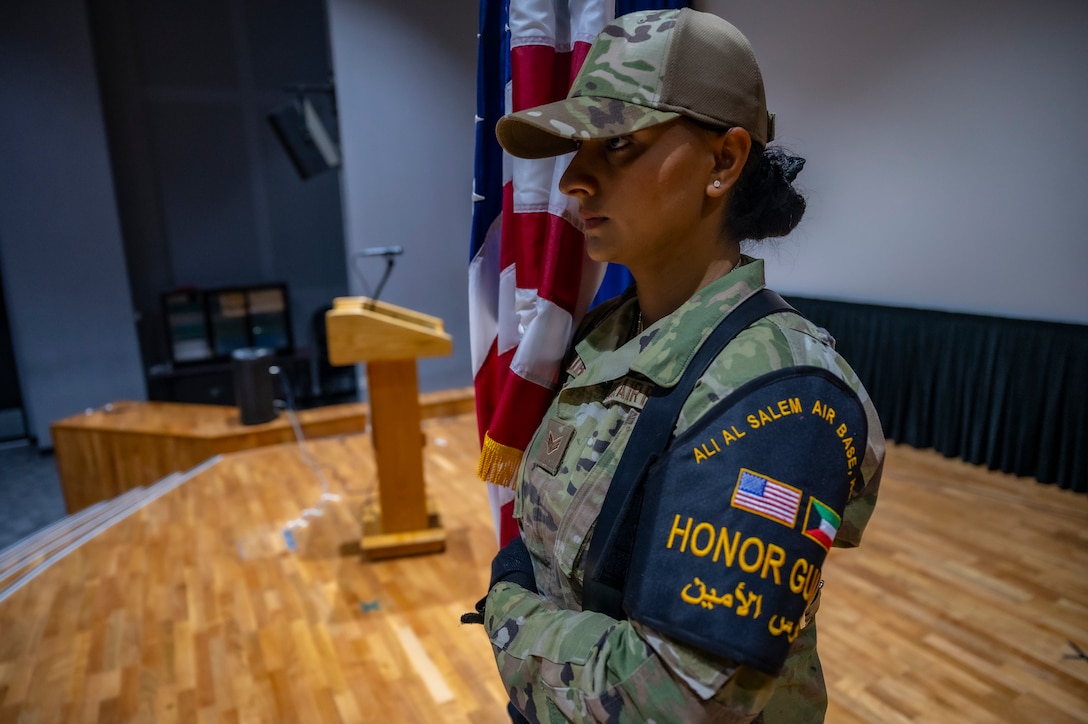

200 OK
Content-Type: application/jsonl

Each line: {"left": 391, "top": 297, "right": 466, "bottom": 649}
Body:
{"left": 269, "top": 365, "right": 339, "bottom": 534}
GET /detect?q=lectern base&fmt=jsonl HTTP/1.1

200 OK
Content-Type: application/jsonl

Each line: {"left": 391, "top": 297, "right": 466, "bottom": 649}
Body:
{"left": 360, "top": 502, "right": 446, "bottom": 560}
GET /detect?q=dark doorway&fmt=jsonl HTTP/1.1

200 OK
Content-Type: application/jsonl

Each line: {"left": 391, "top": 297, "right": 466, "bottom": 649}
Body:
{"left": 0, "top": 254, "right": 27, "bottom": 442}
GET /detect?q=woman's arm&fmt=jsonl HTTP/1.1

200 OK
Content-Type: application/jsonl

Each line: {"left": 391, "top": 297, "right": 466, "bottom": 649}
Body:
{"left": 485, "top": 582, "right": 776, "bottom": 723}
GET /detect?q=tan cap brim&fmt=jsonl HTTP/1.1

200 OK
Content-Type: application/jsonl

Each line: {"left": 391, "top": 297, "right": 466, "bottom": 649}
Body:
{"left": 496, "top": 96, "right": 681, "bottom": 160}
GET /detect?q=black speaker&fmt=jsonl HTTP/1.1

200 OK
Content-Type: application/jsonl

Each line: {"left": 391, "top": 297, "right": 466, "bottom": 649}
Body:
{"left": 232, "top": 348, "right": 278, "bottom": 425}
{"left": 268, "top": 98, "right": 341, "bottom": 180}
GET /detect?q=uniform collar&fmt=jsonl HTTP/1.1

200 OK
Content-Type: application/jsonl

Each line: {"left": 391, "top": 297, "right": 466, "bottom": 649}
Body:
{"left": 570, "top": 257, "right": 767, "bottom": 390}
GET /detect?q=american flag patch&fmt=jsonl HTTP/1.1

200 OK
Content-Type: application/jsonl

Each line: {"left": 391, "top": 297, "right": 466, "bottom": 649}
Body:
{"left": 731, "top": 469, "right": 802, "bottom": 527}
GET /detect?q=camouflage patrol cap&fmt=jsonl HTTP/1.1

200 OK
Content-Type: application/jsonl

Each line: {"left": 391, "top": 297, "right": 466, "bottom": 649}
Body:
{"left": 496, "top": 8, "right": 775, "bottom": 159}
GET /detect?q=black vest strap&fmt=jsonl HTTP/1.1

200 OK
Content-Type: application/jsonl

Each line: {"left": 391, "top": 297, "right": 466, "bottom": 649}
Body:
{"left": 582, "top": 288, "right": 796, "bottom": 618}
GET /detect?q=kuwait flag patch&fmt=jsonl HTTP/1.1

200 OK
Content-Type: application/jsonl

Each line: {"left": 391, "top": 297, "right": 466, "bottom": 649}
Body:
{"left": 802, "top": 497, "right": 841, "bottom": 551}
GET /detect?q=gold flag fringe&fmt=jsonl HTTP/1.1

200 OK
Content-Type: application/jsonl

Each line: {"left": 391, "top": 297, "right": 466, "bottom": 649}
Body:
{"left": 477, "top": 432, "right": 524, "bottom": 489}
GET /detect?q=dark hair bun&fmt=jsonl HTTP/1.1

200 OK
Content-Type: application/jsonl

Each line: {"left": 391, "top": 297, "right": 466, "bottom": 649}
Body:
{"left": 728, "top": 147, "right": 807, "bottom": 241}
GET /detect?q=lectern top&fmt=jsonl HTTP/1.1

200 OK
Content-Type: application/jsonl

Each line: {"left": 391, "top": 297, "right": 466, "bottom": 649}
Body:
{"left": 325, "top": 296, "right": 453, "bottom": 365}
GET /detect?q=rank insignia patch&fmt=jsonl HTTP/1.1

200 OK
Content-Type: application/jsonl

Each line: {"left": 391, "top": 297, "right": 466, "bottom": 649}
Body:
{"left": 535, "top": 418, "right": 574, "bottom": 476}
{"left": 731, "top": 469, "right": 802, "bottom": 528}
{"left": 802, "top": 497, "right": 841, "bottom": 552}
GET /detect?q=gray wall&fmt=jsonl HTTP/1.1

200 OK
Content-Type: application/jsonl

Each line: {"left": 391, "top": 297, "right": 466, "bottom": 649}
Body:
{"left": 326, "top": 0, "right": 478, "bottom": 393}
{"left": 698, "top": 0, "right": 1088, "bottom": 324}
{"left": 1, "top": 0, "right": 351, "bottom": 447}
{"left": 90, "top": 0, "right": 350, "bottom": 368}
{"left": 0, "top": 0, "right": 146, "bottom": 448}
{"left": 2, "top": 0, "right": 1086, "bottom": 448}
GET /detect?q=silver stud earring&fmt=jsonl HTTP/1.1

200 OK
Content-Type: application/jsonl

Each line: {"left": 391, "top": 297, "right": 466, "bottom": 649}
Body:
{"left": 713, "top": 180, "right": 721, "bottom": 188}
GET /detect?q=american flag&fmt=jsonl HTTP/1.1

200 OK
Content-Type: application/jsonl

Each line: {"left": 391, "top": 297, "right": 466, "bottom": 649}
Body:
{"left": 731, "top": 469, "right": 802, "bottom": 528}
{"left": 470, "top": 0, "right": 685, "bottom": 545}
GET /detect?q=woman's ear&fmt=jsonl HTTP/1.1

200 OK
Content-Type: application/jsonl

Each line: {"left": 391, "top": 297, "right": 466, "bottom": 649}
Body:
{"left": 708, "top": 127, "right": 752, "bottom": 197}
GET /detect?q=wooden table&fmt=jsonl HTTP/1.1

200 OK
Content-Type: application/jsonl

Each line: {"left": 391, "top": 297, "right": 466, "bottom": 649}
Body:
{"left": 50, "top": 390, "right": 473, "bottom": 514}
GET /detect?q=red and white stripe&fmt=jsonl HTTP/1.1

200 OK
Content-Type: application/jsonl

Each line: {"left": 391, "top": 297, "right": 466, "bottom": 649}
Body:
{"left": 470, "top": 0, "right": 612, "bottom": 546}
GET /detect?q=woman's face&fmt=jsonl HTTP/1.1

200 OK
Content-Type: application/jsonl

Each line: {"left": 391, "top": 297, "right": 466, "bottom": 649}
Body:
{"left": 558, "top": 119, "right": 725, "bottom": 273}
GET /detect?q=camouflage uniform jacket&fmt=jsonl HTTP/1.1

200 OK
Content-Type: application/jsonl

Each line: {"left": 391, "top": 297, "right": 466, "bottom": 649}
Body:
{"left": 484, "top": 258, "right": 885, "bottom": 723}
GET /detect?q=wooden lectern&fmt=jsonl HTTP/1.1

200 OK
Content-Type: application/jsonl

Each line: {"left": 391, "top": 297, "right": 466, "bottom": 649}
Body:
{"left": 325, "top": 297, "right": 453, "bottom": 559}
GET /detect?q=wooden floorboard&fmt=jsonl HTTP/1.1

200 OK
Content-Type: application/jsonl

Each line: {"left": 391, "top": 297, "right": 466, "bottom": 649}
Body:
{"left": 0, "top": 414, "right": 1085, "bottom": 722}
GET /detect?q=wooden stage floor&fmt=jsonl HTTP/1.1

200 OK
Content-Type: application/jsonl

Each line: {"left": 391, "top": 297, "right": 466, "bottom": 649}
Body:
{"left": 1, "top": 413, "right": 1085, "bottom": 722}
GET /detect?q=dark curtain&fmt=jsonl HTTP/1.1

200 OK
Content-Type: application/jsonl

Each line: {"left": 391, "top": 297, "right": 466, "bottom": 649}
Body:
{"left": 786, "top": 297, "right": 1088, "bottom": 493}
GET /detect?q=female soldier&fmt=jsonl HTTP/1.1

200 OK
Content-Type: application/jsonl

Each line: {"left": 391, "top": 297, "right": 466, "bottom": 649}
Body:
{"left": 469, "top": 8, "right": 884, "bottom": 722}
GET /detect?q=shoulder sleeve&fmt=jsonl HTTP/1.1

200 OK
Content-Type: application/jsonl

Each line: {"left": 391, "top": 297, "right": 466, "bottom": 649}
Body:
{"left": 680, "top": 313, "right": 885, "bottom": 548}
{"left": 623, "top": 366, "right": 869, "bottom": 674}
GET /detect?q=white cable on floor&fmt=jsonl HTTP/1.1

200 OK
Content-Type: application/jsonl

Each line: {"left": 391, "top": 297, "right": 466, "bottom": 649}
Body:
{"left": 270, "top": 367, "right": 339, "bottom": 541}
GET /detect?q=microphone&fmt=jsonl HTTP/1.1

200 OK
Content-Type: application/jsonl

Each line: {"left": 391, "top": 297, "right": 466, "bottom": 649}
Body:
{"left": 352, "top": 246, "right": 404, "bottom": 302}
{"left": 357, "top": 245, "right": 404, "bottom": 257}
